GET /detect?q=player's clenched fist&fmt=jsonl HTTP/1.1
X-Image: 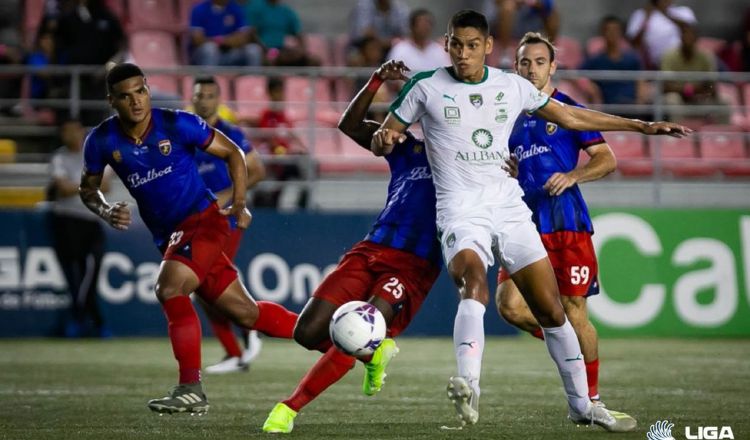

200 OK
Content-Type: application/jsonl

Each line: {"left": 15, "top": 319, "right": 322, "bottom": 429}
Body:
{"left": 371, "top": 128, "right": 406, "bottom": 156}
{"left": 220, "top": 203, "right": 253, "bottom": 229}
{"left": 103, "top": 201, "right": 131, "bottom": 230}
{"left": 375, "top": 60, "right": 410, "bottom": 81}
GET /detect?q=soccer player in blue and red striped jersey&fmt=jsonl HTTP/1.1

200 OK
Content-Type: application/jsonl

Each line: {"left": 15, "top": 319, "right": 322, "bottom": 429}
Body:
{"left": 262, "top": 60, "right": 442, "bottom": 434}
{"left": 79, "top": 63, "right": 297, "bottom": 414}
{"left": 190, "top": 76, "right": 267, "bottom": 374}
{"left": 496, "top": 32, "right": 620, "bottom": 408}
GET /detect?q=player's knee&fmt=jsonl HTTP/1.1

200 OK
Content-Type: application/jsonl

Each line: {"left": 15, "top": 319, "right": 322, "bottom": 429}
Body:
{"left": 293, "top": 321, "right": 322, "bottom": 350}
{"left": 452, "top": 271, "right": 489, "bottom": 305}
{"left": 537, "top": 305, "right": 566, "bottom": 328}
{"left": 233, "top": 304, "right": 259, "bottom": 329}
{"left": 154, "top": 282, "right": 184, "bottom": 303}
{"left": 498, "top": 301, "right": 524, "bottom": 326}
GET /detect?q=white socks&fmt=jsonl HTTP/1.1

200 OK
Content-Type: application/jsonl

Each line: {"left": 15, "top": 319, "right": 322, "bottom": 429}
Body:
{"left": 542, "top": 318, "right": 590, "bottom": 415}
{"left": 453, "top": 298, "right": 486, "bottom": 393}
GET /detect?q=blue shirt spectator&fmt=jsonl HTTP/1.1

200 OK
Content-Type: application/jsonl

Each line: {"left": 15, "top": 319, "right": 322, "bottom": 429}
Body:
{"left": 349, "top": 0, "right": 410, "bottom": 43}
{"left": 245, "top": 0, "right": 301, "bottom": 50}
{"left": 189, "top": 0, "right": 262, "bottom": 66}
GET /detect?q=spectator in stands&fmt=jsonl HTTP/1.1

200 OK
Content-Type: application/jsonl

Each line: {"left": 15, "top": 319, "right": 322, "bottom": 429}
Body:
{"left": 0, "top": 0, "right": 23, "bottom": 116}
{"left": 253, "top": 77, "right": 308, "bottom": 208}
{"left": 55, "top": 0, "right": 126, "bottom": 124}
{"left": 386, "top": 9, "right": 449, "bottom": 73}
{"left": 580, "top": 16, "right": 647, "bottom": 115}
{"left": 48, "top": 118, "right": 111, "bottom": 338}
{"left": 245, "top": 0, "right": 318, "bottom": 66}
{"left": 626, "top": 0, "right": 696, "bottom": 69}
{"left": 347, "top": 35, "right": 389, "bottom": 105}
{"left": 27, "top": 28, "right": 61, "bottom": 101}
{"left": 349, "top": 0, "right": 409, "bottom": 48}
{"left": 190, "top": 0, "right": 263, "bottom": 66}
{"left": 661, "top": 24, "right": 729, "bottom": 124}
{"left": 483, "top": 0, "right": 560, "bottom": 67}
{"left": 742, "top": 8, "right": 750, "bottom": 71}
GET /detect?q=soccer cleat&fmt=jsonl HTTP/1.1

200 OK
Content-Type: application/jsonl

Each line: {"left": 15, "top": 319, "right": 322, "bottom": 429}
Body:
{"left": 569, "top": 401, "right": 637, "bottom": 432}
{"left": 205, "top": 356, "right": 248, "bottom": 374}
{"left": 446, "top": 376, "right": 479, "bottom": 426}
{"left": 241, "top": 330, "right": 263, "bottom": 365}
{"left": 262, "top": 402, "right": 297, "bottom": 433}
{"left": 362, "top": 338, "right": 399, "bottom": 396}
{"left": 147, "top": 382, "right": 209, "bottom": 414}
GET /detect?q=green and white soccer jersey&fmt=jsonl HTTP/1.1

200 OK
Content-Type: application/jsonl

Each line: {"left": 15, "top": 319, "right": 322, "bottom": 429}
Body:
{"left": 389, "top": 66, "right": 549, "bottom": 207}
{"left": 389, "top": 66, "right": 550, "bottom": 270}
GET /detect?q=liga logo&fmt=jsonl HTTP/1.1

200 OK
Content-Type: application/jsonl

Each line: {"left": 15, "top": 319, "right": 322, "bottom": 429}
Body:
{"left": 158, "top": 139, "right": 172, "bottom": 156}
{"left": 647, "top": 420, "right": 735, "bottom": 440}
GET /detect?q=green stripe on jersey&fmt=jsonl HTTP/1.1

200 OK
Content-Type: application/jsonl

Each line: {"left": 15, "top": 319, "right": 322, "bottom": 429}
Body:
{"left": 389, "top": 69, "right": 438, "bottom": 114}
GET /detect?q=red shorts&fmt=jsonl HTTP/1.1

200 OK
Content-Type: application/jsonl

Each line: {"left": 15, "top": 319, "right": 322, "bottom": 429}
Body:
{"left": 163, "top": 203, "right": 239, "bottom": 302}
{"left": 498, "top": 231, "right": 599, "bottom": 297}
{"left": 314, "top": 241, "right": 440, "bottom": 337}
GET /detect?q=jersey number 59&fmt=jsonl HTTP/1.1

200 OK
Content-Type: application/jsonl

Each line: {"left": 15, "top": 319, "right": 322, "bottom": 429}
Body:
{"left": 570, "top": 266, "right": 590, "bottom": 285}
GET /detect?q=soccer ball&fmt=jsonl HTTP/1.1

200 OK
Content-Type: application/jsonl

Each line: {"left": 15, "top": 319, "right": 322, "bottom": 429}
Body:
{"left": 329, "top": 301, "right": 386, "bottom": 356}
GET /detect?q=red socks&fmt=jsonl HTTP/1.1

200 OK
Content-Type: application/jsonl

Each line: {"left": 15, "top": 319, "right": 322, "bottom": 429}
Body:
{"left": 586, "top": 358, "right": 600, "bottom": 400}
{"left": 531, "top": 327, "right": 545, "bottom": 340}
{"left": 253, "top": 301, "right": 298, "bottom": 339}
{"left": 162, "top": 296, "right": 202, "bottom": 384}
{"left": 209, "top": 315, "right": 242, "bottom": 358}
{"left": 283, "top": 347, "right": 356, "bottom": 412}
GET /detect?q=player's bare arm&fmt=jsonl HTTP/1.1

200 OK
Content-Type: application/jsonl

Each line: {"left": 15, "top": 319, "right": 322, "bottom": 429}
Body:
{"left": 544, "top": 143, "right": 617, "bottom": 196}
{"left": 79, "top": 172, "right": 131, "bottom": 231}
{"left": 535, "top": 98, "right": 693, "bottom": 137}
{"left": 205, "top": 130, "right": 252, "bottom": 229}
{"left": 371, "top": 114, "right": 407, "bottom": 156}
{"left": 213, "top": 150, "right": 265, "bottom": 208}
{"left": 339, "top": 60, "right": 410, "bottom": 149}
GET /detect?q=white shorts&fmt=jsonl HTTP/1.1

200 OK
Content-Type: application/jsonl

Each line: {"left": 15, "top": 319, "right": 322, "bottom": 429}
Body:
{"left": 437, "top": 202, "right": 548, "bottom": 275}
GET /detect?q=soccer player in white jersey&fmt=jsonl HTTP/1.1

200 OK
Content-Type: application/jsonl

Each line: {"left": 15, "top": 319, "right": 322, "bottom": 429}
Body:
{"left": 371, "top": 9, "right": 690, "bottom": 432}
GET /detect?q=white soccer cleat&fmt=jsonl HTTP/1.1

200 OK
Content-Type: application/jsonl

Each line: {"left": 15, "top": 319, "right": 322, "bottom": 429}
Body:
{"left": 569, "top": 401, "right": 637, "bottom": 432}
{"left": 446, "top": 376, "right": 479, "bottom": 426}
{"left": 204, "top": 356, "right": 248, "bottom": 374}
{"left": 241, "top": 330, "right": 262, "bottom": 365}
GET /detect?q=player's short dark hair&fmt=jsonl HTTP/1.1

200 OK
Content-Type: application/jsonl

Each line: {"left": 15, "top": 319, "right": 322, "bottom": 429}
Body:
{"left": 409, "top": 8, "right": 433, "bottom": 28}
{"left": 193, "top": 76, "right": 220, "bottom": 93}
{"left": 600, "top": 15, "right": 624, "bottom": 29}
{"left": 517, "top": 32, "right": 556, "bottom": 62}
{"left": 448, "top": 10, "right": 489, "bottom": 37}
{"left": 267, "top": 76, "right": 284, "bottom": 92}
{"left": 105, "top": 63, "right": 145, "bottom": 93}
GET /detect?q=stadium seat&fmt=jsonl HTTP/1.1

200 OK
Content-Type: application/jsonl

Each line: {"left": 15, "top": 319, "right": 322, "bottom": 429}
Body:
{"left": 181, "top": 75, "right": 232, "bottom": 103}
{"left": 234, "top": 75, "right": 269, "bottom": 121}
{"left": 127, "top": 0, "right": 180, "bottom": 32}
{"left": 652, "top": 136, "right": 711, "bottom": 178}
{"left": 147, "top": 75, "right": 179, "bottom": 96}
{"left": 178, "top": 0, "right": 202, "bottom": 27}
{"left": 332, "top": 34, "right": 350, "bottom": 66}
{"left": 696, "top": 37, "right": 727, "bottom": 56}
{"left": 105, "top": 0, "right": 127, "bottom": 26}
{"left": 303, "top": 34, "right": 333, "bottom": 67}
{"left": 715, "top": 82, "right": 746, "bottom": 127}
{"left": 556, "top": 80, "right": 590, "bottom": 105}
{"left": 322, "top": 133, "right": 388, "bottom": 175}
{"left": 698, "top": 125, "right": 750, "bottom": 178}
{"left": 554, "top": 36, "right": 584, "bottom": 69}
{"left": 606, "top": 132, "right": 652, "bottom": 177}
{"left": 130, "top": 31, "right": 179, "bottom": 67}
{"left": 283, "top": 76, "right": 339, "bottom": 125}
{"left": 24, "top": 0, "right": 45, "bottom": 34}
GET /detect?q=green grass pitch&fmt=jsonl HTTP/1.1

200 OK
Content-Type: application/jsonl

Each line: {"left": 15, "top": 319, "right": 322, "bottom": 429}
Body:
{"left": 0, "top": 337, "right": 748, "bottom": 439}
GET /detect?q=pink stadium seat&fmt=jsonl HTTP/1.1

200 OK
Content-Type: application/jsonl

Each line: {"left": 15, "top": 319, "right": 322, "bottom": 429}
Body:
{"left": 234, "top": 75, "right": 269, "bottom": 121}
{"left": 652, "top": 136, "right": 711, "bottom": 177}
{"left": 556, "top": 80, "right": 590, "bottom": 105}
{"left": 178, "top": 0, "right": 202, "bottom": 26}
{"left": 698, "top": 125, "right": 750, "bottom": 177}
{"left": 128, "top": 0, "right": 179, "bottom": 32}
{"left": 304, "top": 34, "right": 333, "bottom": 66}
{"left": 321, "top": 133, "right": 388, "bottom": 175}
{"left": 606, "top": 132, "right": 652, "bottom": 177}
{"left": 181, "top": 75, "right": 232, "bottom": 102}
{"left": 130, "top": 31, "right": 179, "bottom": 67}
{"left": 332, "top": 34, "right": 350, "bottom": 66}
{"left": 696, "top": 37, "right": 726, "bottom": 56}
{"left": 105, "top": 0, "right": 127, "bottom": 25}
{"left": 147, "top": 75, "right": 179, "bottom": 96}
{"left": 24, "top": 0, "right": 45, "bottom": 35}
{"left": 715, "top": 82, "right": 746, "bottom": 127}
{"left": 283, "top": 77, "right": 339, "bottom": 125}
{"left": 554, "top": 36, "right": 583, "bottom": 69}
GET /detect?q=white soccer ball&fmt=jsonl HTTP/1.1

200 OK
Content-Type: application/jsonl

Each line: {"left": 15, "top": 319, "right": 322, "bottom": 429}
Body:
{"left": 329, "top": 301, "right": 386, "bottom": 356}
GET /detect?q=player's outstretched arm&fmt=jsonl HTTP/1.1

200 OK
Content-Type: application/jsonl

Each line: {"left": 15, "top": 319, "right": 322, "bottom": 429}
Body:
{"left": 338, "top": 60, "right": 410, "bottom": 150}
{"left": 536, "top": 99, "right": 693, "bottom": 137}
{"left": 371, "top": 114, "right": 407, "bottom": 156}
{"left": 205, "top": 130, "right": 252, "bottom": 229}
{"left": 79, "top": 172, "right": 131, "bottom": 230}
